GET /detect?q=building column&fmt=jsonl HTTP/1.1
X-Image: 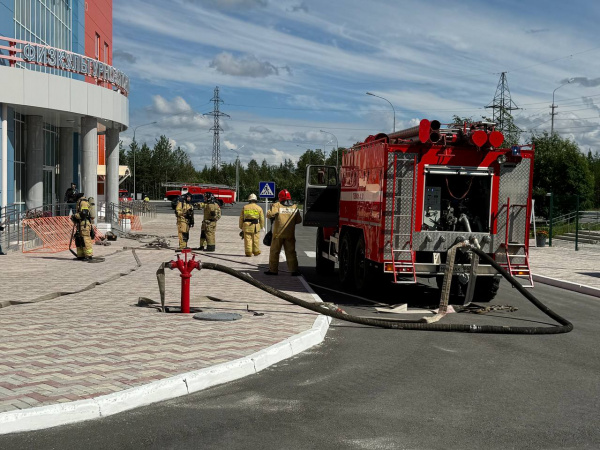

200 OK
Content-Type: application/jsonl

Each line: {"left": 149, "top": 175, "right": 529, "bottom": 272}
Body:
{"left": 58, "top": 127, "right": 74, "bottom": 203}
{"left": 25, "top": 115, "right": 43, "bottom": 210}
{"left": 1, "top": 103, "right": 7, "bottom": 209}
{"left": 105, "top": 128, "right": 120, "bottom": 206}
{"left": 81, "top": 116, "right": 97, "bottom": 211}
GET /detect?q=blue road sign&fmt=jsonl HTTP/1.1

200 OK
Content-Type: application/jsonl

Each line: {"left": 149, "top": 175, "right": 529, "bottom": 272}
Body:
{"left": 259, "top": 181, "right": 276, "bottom": 198}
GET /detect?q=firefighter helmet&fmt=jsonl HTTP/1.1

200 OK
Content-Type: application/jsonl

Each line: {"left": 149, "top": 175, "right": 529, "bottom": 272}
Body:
{"left": 278, "top": 189, "right": 291, "bottom": 202}
{"left": 205, "top": 192, "right": 214, "bottom": 203}
{"left": 248, "top": 193, "right": 257, "bottom": 202}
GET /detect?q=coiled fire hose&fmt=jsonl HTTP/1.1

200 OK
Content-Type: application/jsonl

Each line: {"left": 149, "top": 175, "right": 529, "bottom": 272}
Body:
{"left": 195, "top": 248, "right": 573, "bottom": 334}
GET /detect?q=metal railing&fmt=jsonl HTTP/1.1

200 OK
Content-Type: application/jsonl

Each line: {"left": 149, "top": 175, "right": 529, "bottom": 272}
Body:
{"left": 1, "top": 204, "right": 26, "bottom": 253}
{"left": 1, "top": 199, "right": 157, "bottom": 253}
{"left": 97, "top": 200, "right": 156, "bottom": 232}
{"left": 549, "top": 211, "right": 600, "bottom": 235}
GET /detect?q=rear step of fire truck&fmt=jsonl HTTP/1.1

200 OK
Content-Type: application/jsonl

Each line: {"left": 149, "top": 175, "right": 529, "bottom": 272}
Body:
{"left": 498, "top": 198, "right": 534, "bottom": 288}
{"left": 500, "top": 243, "right": 534, "bottom": 288}
{"left": 390, "top": 154, "right": 417, "bottom": 284}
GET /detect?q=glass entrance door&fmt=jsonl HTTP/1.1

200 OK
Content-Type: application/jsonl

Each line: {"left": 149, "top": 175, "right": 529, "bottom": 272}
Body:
{"left": 43, "top": 166, "right": 56, "bottom": 208}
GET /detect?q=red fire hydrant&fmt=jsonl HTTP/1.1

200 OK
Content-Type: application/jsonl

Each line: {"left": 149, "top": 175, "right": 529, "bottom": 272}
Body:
{"left": 166, "top": 248, "right": 200, "bottom": 313}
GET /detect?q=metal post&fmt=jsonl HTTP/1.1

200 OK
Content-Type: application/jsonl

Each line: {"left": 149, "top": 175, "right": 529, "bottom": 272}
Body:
{"left": 551, "top": 79, "right": 574, "bottom": 135}
{"left": 575, "top": 194, "right": 580, "bottom": 251}
{"left": 1, "top": 103, "right": 8, "bottom": 210}
{"left": 265, "top": 198, "right": 269, "bottom": 231}
{"left": 548, "top": 192, "right": 554, "bottom": 247}
{"left": 366, "top": 92, "right": 396, "bottom": 132}
{"left": 235, "top": 158, "right": 239, "bottom": 202}
{"left": 319, "top": 130, "right": 339, "bottom": 170}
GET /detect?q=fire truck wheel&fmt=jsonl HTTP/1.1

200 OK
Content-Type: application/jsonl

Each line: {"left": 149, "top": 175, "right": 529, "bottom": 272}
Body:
{"left": 473, "top": 276, "right": 501, "bottom": 302}
{"left": 316, "top": 228, "right": 334, "bottom": 275}
{"left": 353, "top": 235, "right": 368, "bottom": 292}
{"left": 338, "top": 233, "right": 355, "bottom": 288}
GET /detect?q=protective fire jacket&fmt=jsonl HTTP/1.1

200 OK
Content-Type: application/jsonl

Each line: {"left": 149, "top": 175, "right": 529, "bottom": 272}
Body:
{"left": 239, "top": 202, "right": 265, "bottom": 232}
{"left": 74, "top": 197, "right": 95, "bottom": 225}
{"left": 198, "top": 202, "right": 221, "bottom": 223}
{"left": 268, "top": 201, "right": 302, "bottom": 239}
{"left": 176, "top": 201, "right": 193, "bottom": 224}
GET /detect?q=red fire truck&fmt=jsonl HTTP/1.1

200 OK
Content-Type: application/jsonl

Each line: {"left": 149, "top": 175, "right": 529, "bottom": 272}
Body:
{"left": 303, "top": 119, "right": 534, "bottom": 301}
{"left": 164, "top": 184, "right": 236, "bottom": 207}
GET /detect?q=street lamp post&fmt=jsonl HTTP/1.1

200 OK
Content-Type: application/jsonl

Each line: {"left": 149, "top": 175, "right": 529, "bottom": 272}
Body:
{"left": 366, "top": 92, "right": 396, "bottom": 132}
{"left": 132, "top": 122, "right": 157, "bottom": 200}
{"left": 547, "top": 192, "right": 554, "bottom": 247}
{"left": 550, "top": 79, "right": 574, "bottom": 135}
{"left": 319, "top": 130, "right": 339, "bottom": 169}
{"left": 230, "top": 145, "right": 243, "bottom": 202}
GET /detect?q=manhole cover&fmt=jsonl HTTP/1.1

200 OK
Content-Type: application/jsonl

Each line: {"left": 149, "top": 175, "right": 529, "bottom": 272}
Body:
{"left": 193, "top": 312, "right": 242, "bottom": 321}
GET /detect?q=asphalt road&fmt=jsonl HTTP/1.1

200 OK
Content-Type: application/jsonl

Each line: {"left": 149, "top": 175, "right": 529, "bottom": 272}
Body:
{"left": 3, "top": 201, "right": 599, "bottom": 449}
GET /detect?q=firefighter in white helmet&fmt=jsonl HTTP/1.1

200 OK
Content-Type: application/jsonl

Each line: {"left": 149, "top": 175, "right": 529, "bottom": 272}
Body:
{"left": 264, "top": 189, "right": 302, "bottom": 276}
{"left": 239, "top": 193, "right": 265, "bottom": 257}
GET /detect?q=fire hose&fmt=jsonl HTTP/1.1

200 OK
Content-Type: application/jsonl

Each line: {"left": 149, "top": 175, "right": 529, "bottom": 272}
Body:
{"left": 148, "top": 243, "right": 572, "bottom": 334}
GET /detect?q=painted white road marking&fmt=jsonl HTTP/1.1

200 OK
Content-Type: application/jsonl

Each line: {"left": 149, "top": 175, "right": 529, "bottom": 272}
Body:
{"left": 304, "top": 251, "right": 316, "bottom": 258}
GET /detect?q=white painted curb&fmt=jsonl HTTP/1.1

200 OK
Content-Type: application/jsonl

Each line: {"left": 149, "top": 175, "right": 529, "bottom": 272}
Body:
{"left": 0, "top": 277, "right": 331, "bottom": 435}
{"left": 533, "top": 274, "right": 600, "bottom": 298}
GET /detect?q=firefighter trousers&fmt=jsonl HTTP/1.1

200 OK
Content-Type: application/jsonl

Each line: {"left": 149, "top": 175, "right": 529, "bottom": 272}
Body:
{"left": 77, "top": 223, "right": 94, "bottom": 258}
{"left": 200, "top": 220, "right": 217, "bottom": 248}
{"left": 243, "top": 231, "right": 261, "bottom": 256}
{"left": 177, "top": 221, "right": 190, "bottom": 249}
{"left": 268, "top": 237, "right": 298, "bottom": 273}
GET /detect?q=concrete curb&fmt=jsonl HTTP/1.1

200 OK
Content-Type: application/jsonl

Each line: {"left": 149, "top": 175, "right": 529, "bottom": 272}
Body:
{"left": 533, "top": 274, "right": 600, "bottom": 298}
{"left": 0, "top": 277, "right": 331, "bottom": 435}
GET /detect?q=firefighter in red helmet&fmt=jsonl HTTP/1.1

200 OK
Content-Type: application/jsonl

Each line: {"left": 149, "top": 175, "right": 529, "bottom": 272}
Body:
{"left": 264, "top": 189, "right": 302, "bottom": 276}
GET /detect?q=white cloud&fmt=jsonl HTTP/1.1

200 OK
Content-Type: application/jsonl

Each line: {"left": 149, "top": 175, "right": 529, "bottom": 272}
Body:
{"left": 186, "top": 0, "right": 267, "bottom": 10}
{"left": 209, "top": 52, "right": 286, "bottom": 78}
{"left": 150, "top": 95, "right": 193, "bottom": 114}
{"left": 115, "top": 0, "right": 600, "bottom": 159}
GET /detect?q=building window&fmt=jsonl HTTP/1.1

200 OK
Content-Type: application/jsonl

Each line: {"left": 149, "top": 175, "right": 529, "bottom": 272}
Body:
{"left": 104, "top": 42, "right": 109, "bottom": 64}
{"left": 95, "top": 33, "right": 100, "bottom": 60}
{"left": 14, "top": 0, "right": 73, "bottom": 76}
{"left": 13, "top": 113, "right": 26, "bottom": 205}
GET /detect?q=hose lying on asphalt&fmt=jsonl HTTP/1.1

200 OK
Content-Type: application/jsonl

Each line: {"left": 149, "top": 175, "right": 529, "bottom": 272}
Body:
{"left": 200, "top": 249, "right": 573, "bottom": 334}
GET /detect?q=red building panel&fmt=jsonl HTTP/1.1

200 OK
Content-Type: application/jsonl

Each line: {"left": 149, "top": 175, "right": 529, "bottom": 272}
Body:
{"left": 85, "top": 0, "right": 113, "bottom": 81}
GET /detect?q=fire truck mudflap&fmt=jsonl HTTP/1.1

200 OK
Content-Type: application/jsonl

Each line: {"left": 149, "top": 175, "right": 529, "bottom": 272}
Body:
{"left": 304, "top": 119, "right": 535, "bottom": 301}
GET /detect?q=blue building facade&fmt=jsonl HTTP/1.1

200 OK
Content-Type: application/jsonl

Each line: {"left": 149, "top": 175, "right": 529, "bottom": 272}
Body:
{"left": 0, "top": 0, "right": 128, "bottom": 220}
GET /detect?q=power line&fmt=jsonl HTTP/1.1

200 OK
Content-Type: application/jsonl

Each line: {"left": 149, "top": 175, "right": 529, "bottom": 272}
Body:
{"left": 206, "top": 86, "right": 230, "bottom": 169}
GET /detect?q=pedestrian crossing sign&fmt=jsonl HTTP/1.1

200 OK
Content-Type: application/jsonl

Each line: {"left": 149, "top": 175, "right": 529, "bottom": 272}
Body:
{"left": 259, "top": 181, "right": 276, "bottom": 198}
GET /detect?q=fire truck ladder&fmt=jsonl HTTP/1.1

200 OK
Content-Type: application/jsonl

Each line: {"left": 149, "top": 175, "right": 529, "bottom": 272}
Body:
{"left": 390, "top": 154, "right": 417, "bottom": 284}
{"left": 498, "top": 197, "right": 534, "bottom": 288}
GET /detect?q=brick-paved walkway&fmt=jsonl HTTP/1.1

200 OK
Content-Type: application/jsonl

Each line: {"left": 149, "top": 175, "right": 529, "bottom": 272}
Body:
{"left": 529, "top": 239, "right": 600, "bottom": 289}
{"left": 0, "top": 213, "right": 319, "bottom": 413}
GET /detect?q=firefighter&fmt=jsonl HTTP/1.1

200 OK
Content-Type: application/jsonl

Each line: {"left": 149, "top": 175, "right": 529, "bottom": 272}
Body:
{"left": 143, "top": 193, "right": 150, "bottom": 212}
{"left": 239, "top": 193, "right": 265, "bottom": 257}
{"left": 175, "top": 193, "right": 194, "bottom": 249}
{"left": 265, "top": 189, "right": 302, "bottom": 276}
{"left": 197, "top": 192, "right": 221, "bottom": 251}
{"left": 71, "top": 193, "right": 96, "bottom": 260}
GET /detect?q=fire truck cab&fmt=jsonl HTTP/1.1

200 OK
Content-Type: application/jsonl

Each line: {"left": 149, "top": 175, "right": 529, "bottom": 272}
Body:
{"left": 304, "top": 119, "right": 534, "bottom": 301}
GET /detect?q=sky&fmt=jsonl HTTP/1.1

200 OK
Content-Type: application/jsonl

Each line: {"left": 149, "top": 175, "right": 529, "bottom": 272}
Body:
{"left": 113, "top": 0, "right": 600, "bottom": 169}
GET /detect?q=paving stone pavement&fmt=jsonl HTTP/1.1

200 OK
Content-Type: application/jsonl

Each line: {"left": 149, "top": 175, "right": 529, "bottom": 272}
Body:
{"left": 529, "top": 239, "right": 600, "bottom": 290}
{"left": 0, "top": 213, "right": 319, "bottom": 414}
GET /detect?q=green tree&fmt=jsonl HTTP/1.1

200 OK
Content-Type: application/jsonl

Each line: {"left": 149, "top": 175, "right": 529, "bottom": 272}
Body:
{"left": 531, "top": 132, "right": 594, "bottom": 217}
